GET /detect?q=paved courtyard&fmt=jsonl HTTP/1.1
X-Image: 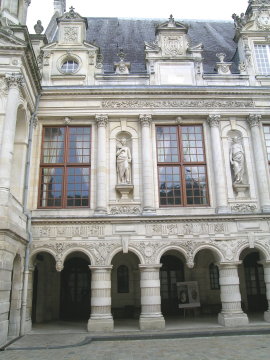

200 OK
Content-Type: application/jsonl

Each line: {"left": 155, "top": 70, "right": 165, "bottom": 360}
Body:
{"left": 1, "top": 332, "right": 270, "bottom": 360}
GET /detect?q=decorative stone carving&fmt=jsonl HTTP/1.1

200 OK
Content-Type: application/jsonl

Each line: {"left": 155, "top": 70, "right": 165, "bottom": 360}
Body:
{"left": 139, "top": 114, "right": 152, "bottom": 126}
{"left": 32, "top": 224, "right": 105, "bottom": 239}
{"left": 231, "top": 203, "right": 257, "bottom": 213}
{"left": 96, "top": 53, "right": 104, "bottom": 69}
{"left": 95, "top": 114, "right": 108, "bottom": 127}
{"left": 34, "top": 20, "right": 44, "bottom": 34}
{"left": 145, "top": 222, "right": 227, "bottom": 236}
{"left": 247, "top": 114, "right": 261, "bottom": 128}
{"left": 207, "top": 114, "right": 220, "bottom": 127}
{"left": 31, "top": 115, "right": 38, "bottom": 129}
{"left": 64, "top": 26, "right": 79, "bottom": 42}
{"left": 238, "top": 62, "right": 247, "bottom": 74}
{"left": 230, "top": 136, "right": 245, "bottom": 184}
{"left": 243, "top": 37, "right": 252, "bottom": 64}
{"left": 5, "top": 73, "right": 24, "bottom": 89}
{"left": 64, "top": 116, "right": 71, "bottom": 124}
{"left": 102, "top": 100, "right": 254, "bottom": 109}
{"left": 144, "top": 40, "right": 160, "bottom": 52}
{"left": 257, "top": 9, "right": 270, "bottom": 30}
{"left": 114, "top": 48, "right": 130, "bottom": 74}
{"left": 43, "top": 51, "right": 51, "bottom": 66}
{"left": 232, "top": 13, "right": 248, "bottom": 30}
{"left": 110, "top": 206, "right": 141, "bottom": 215}
{"left": 215, "top": 53, "right": 232, "bottom": 74}
{"left": 163, "top": 36, "right": 184, "bottom": 56}
{"left": 61, "top": 6, "right": 80, "bottom": 20}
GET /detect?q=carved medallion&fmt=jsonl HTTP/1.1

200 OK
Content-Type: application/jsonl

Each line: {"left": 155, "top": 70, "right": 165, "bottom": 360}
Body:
{"left": 257, "top": 11, "right": 270, "bottom": 30}
{"left": 163, "top": 36, "right": 184, "bottom": 56}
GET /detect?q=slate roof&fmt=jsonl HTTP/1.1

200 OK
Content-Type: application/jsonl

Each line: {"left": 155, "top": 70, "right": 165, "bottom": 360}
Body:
{"left": 85, "top": 17, "right": 239, "bottom": 74}
{"left": 47, "top": 17, "right": 239, "bottom": 74}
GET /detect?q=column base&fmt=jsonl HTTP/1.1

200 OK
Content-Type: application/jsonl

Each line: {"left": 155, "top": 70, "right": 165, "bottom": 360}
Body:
{"left": 87, "top": 317, "right": 114, "bottom": 332}
{"left": 139, "top": 315, "right": 165, "bottom": 330}
{"left": 261, "top": 205, "right": 270, "bottom": 213}
{"left": 264, "top": 310, "right": 270, "bottom": 322}
{"left": 94, "top": 207, "right": 107, "bottom": 216}
{"left": 218, "top": 312, "right": 249, "bottom": 327}
{"left": 216, "top": 206, "right": 231, "bottom": 214}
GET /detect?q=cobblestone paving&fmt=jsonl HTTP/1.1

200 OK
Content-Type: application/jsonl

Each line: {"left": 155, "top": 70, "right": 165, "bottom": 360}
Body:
{"left": 1, "top": 334, "right": 270, "bottom": 360}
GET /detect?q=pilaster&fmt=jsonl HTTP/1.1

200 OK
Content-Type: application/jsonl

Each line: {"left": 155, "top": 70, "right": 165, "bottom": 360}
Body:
{"left": 247, "top": 114, "right": 270, "bottom": 213}
{"left": 207, "top": 115, "right": 230, "bottom": 214}
{"left": 139, "top": 114, "right": 156, "bottom": 214}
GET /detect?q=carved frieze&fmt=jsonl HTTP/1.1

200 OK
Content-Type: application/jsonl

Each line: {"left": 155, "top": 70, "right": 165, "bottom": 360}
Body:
{"left": 110, "top": 206, "right": 141, "bottom": 215}
{"left": 102, "top": 99, "right": 254, "bottom": 109}
{"left": 146, "top": 222, "right": 228, "bottom": 236}
{"left": 231, "top": 203, "right": 257, "bottom": 213}
{"left": 32, "top": 224, "right": 105, "bottom": 239}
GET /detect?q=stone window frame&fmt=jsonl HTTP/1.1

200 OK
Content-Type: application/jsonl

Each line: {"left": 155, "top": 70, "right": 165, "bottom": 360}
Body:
{"left": 155, "top": 124, "right": 209, "bottom": 207}
{"left": 38, "top": 125, "right": 91, "bottom": 209}
{"left": 253, "top": 42, "right": 270, "bottom": 75}
{"left": 57, "top": 53, "right": 81, "bottom": 75}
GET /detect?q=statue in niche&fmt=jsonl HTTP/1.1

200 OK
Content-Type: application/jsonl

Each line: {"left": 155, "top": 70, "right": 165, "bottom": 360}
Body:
{"left": 230, "top": 136, "right": 245, "bottom": 184}
{"left": 116, "top": 137, "right": 132, "bottom": 184}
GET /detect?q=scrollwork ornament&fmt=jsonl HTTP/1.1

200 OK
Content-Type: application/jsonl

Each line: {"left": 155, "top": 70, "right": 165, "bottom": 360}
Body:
{"left": 5, "top": 73, "right": 24, "bottom": 89}
{"left": 139, "top": 114, "right": 152, "bottom": 127}
{"left": 95, "top": 114, "right": 108, "bottom": 127}
{"left": 247, "top": 114, "right": 261, "bottom": 128}
{"left": 207, "top": 114, "right": 221, "bottom": 127}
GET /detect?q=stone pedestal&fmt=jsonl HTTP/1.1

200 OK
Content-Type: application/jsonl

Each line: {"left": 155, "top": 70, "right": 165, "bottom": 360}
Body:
{"left": 233, "top": 183, "right": 249, "bottom": 199}
{"left": 218, "top": 262, "right": 249, "bottom": 327}
{"left": 88, "top": 266, "right": 114, "bottom": 332}
{"left": 115, "top": 184, "right": 133, "bottom": 201}
{"left": 139, "top": 265, "right": 165, "bottom": 330}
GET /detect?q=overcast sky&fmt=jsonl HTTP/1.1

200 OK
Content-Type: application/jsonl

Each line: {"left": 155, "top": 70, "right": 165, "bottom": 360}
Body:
{"left": 27, "top": 0, "right": 249, "bottom": 33}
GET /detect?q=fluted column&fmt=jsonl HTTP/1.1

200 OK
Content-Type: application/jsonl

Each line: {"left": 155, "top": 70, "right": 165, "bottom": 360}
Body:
{"left": 88, "top": 266, "right": 113, "bottom": 332}
{"left": 0, "top": 73, "right": 24, "bottom": 205}
{"left": 260, "top": 261, "right": 270, "bottom": 322}
{"left": 95, "top": 115, "right": 108, "bottom": 214}
{"left": 247, "top": 114, "right": 270, "bottom": 212}
{"left": 218, "top": 262, "right": 249, "bottom": 327}
{"left": 139, "top": 114, "right": 155, "bottom": 214}
{"left": 208, "top": 115, "right": 230, "bottom": 214}
{"left": 139, "top": 264, "right": 165, "bottom": 330}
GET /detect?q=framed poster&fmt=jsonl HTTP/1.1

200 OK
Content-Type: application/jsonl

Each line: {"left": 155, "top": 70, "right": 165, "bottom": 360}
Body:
{"left": 176, "top": 281, "right": 200, "bottom": 308}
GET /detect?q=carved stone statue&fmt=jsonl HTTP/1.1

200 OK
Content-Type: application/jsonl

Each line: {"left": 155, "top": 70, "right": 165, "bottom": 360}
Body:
{"left": 34, "top": 20, "right": 44, "bottom": 34}
{"left": 230, "top": 136, "right": 245, "bottom": 184}
{"left": 116, "top": 138, "right": 131, "bottom": 184}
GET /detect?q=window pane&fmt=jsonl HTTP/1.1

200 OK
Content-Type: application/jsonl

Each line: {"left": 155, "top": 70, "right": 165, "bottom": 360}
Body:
{"left": 68, "top": 127, "right": 91, "bottom": 163}
{"left": 156, "top": 126, "right": 179, "bottom": 162}
{"left": 61, "top": 60, "right": 79, "bottom": 73}
{"left": 263, "top": 126, "right": 270, "bottom": 162}
{"left": 66, "top": 167, "right": 90, "bottom": 207}
{"left": 181, "top": 125, "right": 205, "bottom": 162}
{"left": 158, "top": 166, "right": 181, "bottom": 205}
{"left": 39, "top": 167, "right": 63, "bottom": 207}
{"left": 185, "top": 166, "right": 207, "bottom": 205}
{"left": 254, "top": 44, "right": 270, "bottom": 75}
{"left": 42, "top": 127, "right": 65, "bottom": 163}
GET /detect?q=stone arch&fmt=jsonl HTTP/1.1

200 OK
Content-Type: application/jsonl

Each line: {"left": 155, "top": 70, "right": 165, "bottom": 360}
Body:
{"left": 156, "top": 245, "right": 189, "bottom": 265}
{"left": 62, "top": 248, "right": 94, "bottom": 265}
{"left": 221, "top": 122, "right": 248, "bottom": 138}
{"left": 193, "top": 244, "right": 224, "bottom": 264}
{"left": 236, "top": 243, "right": 269, "bottom": 262}
{"left": 107, "top": 246, "right": 144, "bottom": 265}
{"left": 8, "top": 253, "right": 23, "bottom": 338}
{"left": 30, "top": 248, "right": 57, "bottom": 267}
{"left": 10, "top": 105, "right": 28, "bottom": 203}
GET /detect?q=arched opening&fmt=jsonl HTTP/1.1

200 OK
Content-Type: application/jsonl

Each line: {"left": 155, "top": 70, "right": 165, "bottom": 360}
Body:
{"left": 160, "top": 252, "right": 185, "bottom": 315}
{"left": 8, "top": 254, "right": 22, "bottom": 338}
{"left": 239, "top": 249, "right": 267, "bottom": 316}
{"left": 60, "top": 253, "right": 91, "bottom": 321}
{"left": 193, "top": 249, "right": 221, "bottom": 316}
{"left": 111, "top": 252, "right": 140, "bottom": 322}
{"left": 31, "top": 252, "right": 59, "bottom": 324}
{"left": 10, "top": 106, "right": 28, "bottom": 204}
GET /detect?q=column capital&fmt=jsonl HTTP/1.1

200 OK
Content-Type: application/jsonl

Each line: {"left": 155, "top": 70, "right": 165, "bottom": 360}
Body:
{"left": 139, "top": 264, "right": 162, "bottom": 270}
{"left": 247, "top": 114, "right": 261, "bottom": 128}
{"left": 95, "top": 114, "right": 108, "bottom": 127}
{"left": 139, "top": 114, "right": 152, "bottom": 127}
{"left": 5, "top": 73, "right": 24, "bottom": 89}
{"left": 89, "top": 265, "right": 113, "bottom": 271}
{"left": 207, "top": 114, "right": 221, "bottom": 127}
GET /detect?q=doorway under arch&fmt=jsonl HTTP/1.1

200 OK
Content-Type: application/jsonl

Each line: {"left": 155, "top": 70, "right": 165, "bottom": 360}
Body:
{"left": 60, "top": 255, "right": 91, "bottom": 321}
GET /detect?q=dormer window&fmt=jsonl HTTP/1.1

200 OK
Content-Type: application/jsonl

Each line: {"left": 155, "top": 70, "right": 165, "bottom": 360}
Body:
{"left": 61, "top": 59, "right": 79, "bottom": 74}
{"left": 254, "top": 44, "right": 270, "bottom": 75}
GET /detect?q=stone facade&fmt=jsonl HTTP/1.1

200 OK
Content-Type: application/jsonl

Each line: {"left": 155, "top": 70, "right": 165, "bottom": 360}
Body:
{"left": 1, "top": 0, "right": 270, "bottom": 347}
